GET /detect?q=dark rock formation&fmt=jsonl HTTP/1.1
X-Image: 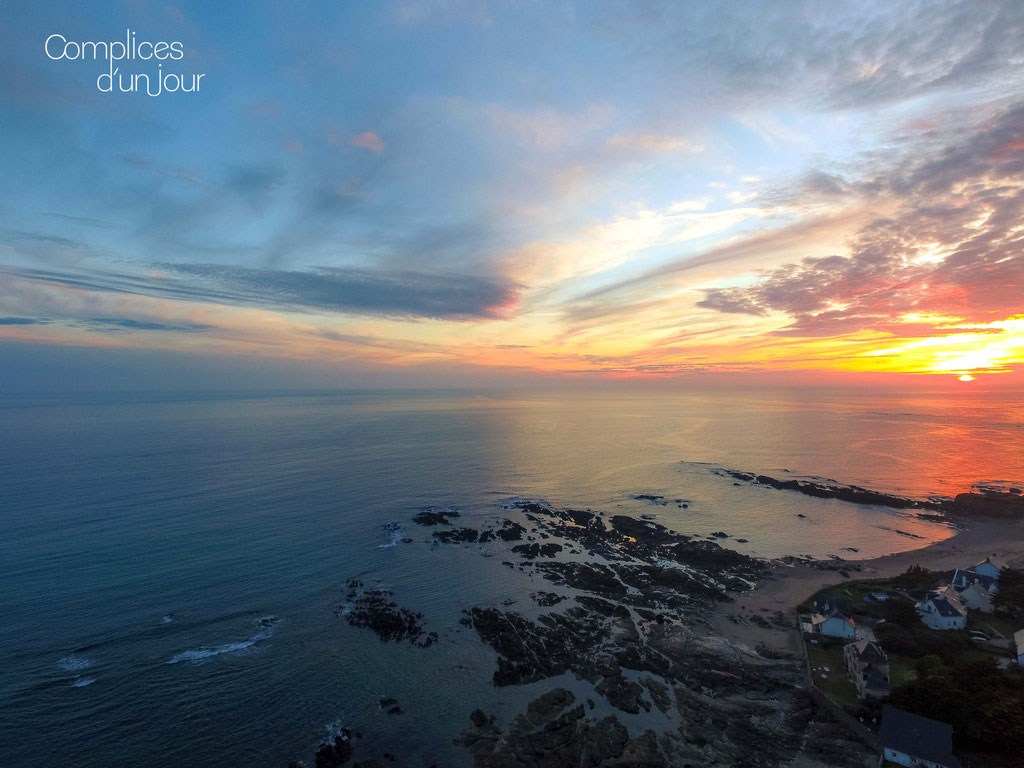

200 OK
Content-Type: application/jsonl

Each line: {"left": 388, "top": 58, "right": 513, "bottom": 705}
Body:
{"left": 951, "top": 488, "right": 1024, "bottom": 517}
{"left": 717, "top": 466, "right": 1024, "bottom": 520}
{"left": 717, "top": 468, "right": 937, "bottom": 510}
{"left": 412, "top": 509, "right": 460, "bottom": 525}
{"left": 313, "top": 732, "right": 353, "bottom": 768}
{"left": 339, "top": 581, "right": 437, "bottom": 647}
{"left": 511, "top": 542, "right": 563, "bottom": 559}
{"left": 457, "top": 689, "right": 636, "bottom": 767}
{"left": 530, "top": 591, "right": 567, "bottom": 607}
{"left": 432, "top": 527, "right": 480, "bottom": 543}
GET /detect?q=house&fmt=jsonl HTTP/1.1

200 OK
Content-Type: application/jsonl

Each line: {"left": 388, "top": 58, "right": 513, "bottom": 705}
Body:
{"left": 916, "top": 587, "right": 967, "bottom": 630}
{"left": 957, "top": 581, "right": 994, "bottom": 613}
{"left": 880, "top": 705, "right": 962, "bottom": 768}
{"left": 843, "top": 639, "right": 890, "bottom": 699}
{"left": 950, "top": 568, "right": 997, "bottom": 594}
{"left": 809, "top": 602, "right": 856, "bottom": 639}
{"left": 974, "top": 556, "right": 1007, "bottom": 581}
{"left": 1014, "top": 629, "right": 1024, "bottom": 666}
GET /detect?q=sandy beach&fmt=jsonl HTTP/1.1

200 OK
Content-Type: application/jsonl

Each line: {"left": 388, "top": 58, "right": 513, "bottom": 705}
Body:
{"left": 712, "top": 516, "right": 1024, "bottom": 653}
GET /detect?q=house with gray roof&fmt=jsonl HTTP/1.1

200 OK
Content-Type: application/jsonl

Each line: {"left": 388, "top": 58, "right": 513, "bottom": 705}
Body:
{"left": 916, "top": 587, "right": 967, "bottom": 631}
{"left": 880, "top": 705, "right": 962, "bottom": 768}
{"left": 843, "top": 638, "right": 890, "bottom": 699}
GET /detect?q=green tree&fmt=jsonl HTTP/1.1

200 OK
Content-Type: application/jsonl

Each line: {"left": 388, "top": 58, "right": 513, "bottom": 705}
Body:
{"left": 993, "top": 567, "right": 1024, "bottom": 618}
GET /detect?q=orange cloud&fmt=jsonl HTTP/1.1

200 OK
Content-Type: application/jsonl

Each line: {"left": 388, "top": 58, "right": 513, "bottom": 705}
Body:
{"left": 350, "top": 131, "right": 384, "bottom": 153}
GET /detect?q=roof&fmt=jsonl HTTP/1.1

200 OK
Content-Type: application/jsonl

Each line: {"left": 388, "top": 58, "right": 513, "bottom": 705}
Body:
{"left": 812, "top": 596, "right": 853, "bottom": 623}
{"left": 962, "top": 582, "right": 993, "bottom": 603}
{"left": 850, "top": 638, "right": 887, "bottom": 663}
{"left": 975, "top": 555, "right": 1008, "bottom": 572}
{"left": 862, "top": 664, "right": 890, "bottom": 690}
{"left": 951, "top": 568, "right": 996, "bottom": 592}
{"left": 811, "top": 610, "right": 854, "bottom": 628}
{"left": 880, "top": 706, "right": 962, "bottom": 768}
{"left": 926, "top": 588, "right": 966, "bottom": 618}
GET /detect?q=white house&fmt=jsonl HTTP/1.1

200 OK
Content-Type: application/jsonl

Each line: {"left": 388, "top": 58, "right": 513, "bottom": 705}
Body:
{"left": 880, "top": 705, "right": 963, "bottom": 768}
{"left": 916, "top": 587, "right": 967, "bottom": 630}
{"left": 974, "top": 556, "right": 1007, "bottom": 581}
{"left": 957, "top": 581, "right": 994, "bottom": 613}
{"left": 1014, "top": 629, "right": 1024, "bottom": 666}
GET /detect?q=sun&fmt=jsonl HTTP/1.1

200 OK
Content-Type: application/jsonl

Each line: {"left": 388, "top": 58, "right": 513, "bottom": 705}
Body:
{"left": 958, "top": 373, "right": 975, "bottom": 382}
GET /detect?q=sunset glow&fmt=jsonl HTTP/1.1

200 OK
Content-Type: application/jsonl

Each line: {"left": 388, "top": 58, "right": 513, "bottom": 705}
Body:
{"left": 1, "top": 3, "right": 1022, "bottom": 388}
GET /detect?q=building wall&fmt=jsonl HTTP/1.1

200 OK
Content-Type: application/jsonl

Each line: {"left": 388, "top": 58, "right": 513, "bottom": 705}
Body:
{"left": 883, "top": 748, "right": 952, "bottom": 768}
{"left": 919, "top": 604, "right": 965, "bottom": 630}
{"left": 960, "top": 588, "right": 993, "bottom": 613}
{"left": 976, "top": 562, "right": 1001, "bottom": 580}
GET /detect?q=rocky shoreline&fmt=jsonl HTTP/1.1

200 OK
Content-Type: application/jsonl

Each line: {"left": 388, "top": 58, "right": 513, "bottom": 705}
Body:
{"left": 292, "top": 495, "right": 888, "bottom": 767}
{"left": 715, "top": 467, "right": 1024, "bottom": 519}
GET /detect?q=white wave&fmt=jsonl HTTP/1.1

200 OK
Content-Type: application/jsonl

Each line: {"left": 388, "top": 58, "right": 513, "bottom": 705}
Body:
{"left": 377, "top": 523, "right": 403, "bottom": 549}
{"left": 71, "top": 677, "right": 96, "bottom": 687}
{"left": 324, "top": 719, "right": 348, "bottom": 739}
{"left": 58, "top": 655, "right": 94, "bottom": 672}
{"left": 167, "top": 617, "right": 279, "bottom": 664}
{"left": 161, "top": 614, "right": 174, "bottom": 624}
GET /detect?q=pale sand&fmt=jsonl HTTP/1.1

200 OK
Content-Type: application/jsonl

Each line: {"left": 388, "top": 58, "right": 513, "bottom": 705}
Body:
{"left": 711, "top": 516, "right": 1024, "bottom": 653}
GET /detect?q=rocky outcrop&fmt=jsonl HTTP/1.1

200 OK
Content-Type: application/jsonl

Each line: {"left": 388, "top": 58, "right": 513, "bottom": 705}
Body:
{"left": 457, "top": 689, "right": 637, "bottom": 767}
{"left": 338, "top": 580, "right": 437, "bottom": 647}
{"left": 951, "top": 489, "right": 1024, "bottom": 517}
{"left": 719, "top": 466, "right": 1024, "bottom": 519}
{"left": 307, "top": 499, "right": 875, "bottom": 767}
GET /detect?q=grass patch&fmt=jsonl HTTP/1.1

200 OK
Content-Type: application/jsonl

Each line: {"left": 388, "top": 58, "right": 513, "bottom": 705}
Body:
{"left": 806, "top": 642, "right": 860, "bottom": 710}
{"left": 888, "top": 655, "right": 917, "bottom": 687}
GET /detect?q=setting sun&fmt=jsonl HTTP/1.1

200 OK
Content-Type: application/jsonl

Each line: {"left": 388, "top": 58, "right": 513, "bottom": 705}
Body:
{"left": 959, "top": 374, "right": 975, "bottom": 382}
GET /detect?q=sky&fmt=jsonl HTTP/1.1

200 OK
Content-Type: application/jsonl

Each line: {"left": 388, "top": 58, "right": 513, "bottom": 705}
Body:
{"left": 1, "top": 0, "right": 1023, "bottom": 390}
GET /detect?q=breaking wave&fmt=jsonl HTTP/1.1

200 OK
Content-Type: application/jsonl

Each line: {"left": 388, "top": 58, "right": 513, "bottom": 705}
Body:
{"left": 377, "top": 522, "right": 403, "bottom": 549}
{"left": 167, "top": 616, "right": 279, "bottom": 664}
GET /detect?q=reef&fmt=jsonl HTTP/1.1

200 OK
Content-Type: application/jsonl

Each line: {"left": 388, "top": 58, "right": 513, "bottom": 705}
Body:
{"left": 293, "top": 499, "right": 875, "bottom": 767}
{"left": 717, "top": 467, "right": 1024, "bottom": 519}
{"left": 338, "top": 580, "right": 437, "bottom": 648}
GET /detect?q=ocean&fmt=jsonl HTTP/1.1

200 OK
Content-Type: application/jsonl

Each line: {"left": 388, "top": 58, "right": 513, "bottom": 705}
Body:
{"left": 1, "top": 388, "right": 1022, "bottom": 767}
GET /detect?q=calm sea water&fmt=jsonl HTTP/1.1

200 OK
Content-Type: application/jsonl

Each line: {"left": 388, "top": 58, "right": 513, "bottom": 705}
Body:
{"left": 1, "top": 388, "right": 1022, "bottom": 767}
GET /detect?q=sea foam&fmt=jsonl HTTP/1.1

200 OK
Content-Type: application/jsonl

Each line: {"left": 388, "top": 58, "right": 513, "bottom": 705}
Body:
{"left": 377, "top": 522, "right": 403, "bottom": 548}
{"left": 58, "top": 655, "right": 95, "bottom": 672}
{"left": 167, "top": 617, "right": 279, "bottom": 664}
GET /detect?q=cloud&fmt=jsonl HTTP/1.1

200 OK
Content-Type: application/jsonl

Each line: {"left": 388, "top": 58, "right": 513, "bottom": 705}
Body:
{"left": 0, "top": 228, "right": 100, "bottom": 264}
{"left": 477, "top": 102, "right": 615, "bottom": 150}
{"left": 696, "top": 100, "right": 1024, "bottom": 337}
{"left": 605, "top": 134, "right": 700, "bottom": 153}
{"left": 595, "top": 1, "right": 1024, "bottom": 113}
{"left": 0, "top": 317, "right": 45, "bottom": 325}
{"left": 84, "top": 318, "right": 216, "bottom": 333}
{"left": 165, "top": 264, "right": 520, "bottom": 320}
{"left": 1, "top": 263, "right": 522, "bottom": 321}
{"left": 350, "top": 131, "right": 385, "bottom": 153}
